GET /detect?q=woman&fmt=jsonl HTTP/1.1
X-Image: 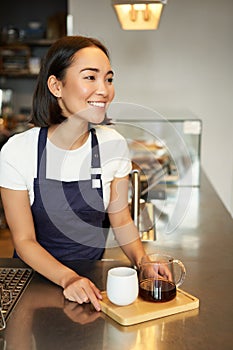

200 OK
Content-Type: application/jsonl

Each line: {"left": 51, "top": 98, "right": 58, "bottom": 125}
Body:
{"left": 0, "top": 36, "right": 147, "bottom": 311}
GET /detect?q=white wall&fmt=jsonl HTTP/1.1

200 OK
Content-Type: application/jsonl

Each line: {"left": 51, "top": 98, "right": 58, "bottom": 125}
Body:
{"left": 69, "top": 0, "right": 233, "bottom": 217}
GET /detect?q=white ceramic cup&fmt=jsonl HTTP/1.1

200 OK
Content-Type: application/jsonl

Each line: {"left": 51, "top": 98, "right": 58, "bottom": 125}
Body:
{"left": 106, "top": 267, "right": 139, "bottom": 306}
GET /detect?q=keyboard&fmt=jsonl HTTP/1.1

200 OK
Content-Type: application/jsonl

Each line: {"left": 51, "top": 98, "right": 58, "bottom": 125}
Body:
{"left": 0, "top": 267, "right": 33, "bottom": 330}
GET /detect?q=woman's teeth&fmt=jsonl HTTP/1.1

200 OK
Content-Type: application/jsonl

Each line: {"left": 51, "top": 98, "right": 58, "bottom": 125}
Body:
{"left": 88, "top": 102, "right": 105, "bottom": 108}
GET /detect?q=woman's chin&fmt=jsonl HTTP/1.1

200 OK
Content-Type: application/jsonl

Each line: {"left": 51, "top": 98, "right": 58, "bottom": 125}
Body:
{"left": 71, "top": 109, "right": 106, "bottom": 124}
{"left": 85, "top": 111, "right": 106, "bottom": 125}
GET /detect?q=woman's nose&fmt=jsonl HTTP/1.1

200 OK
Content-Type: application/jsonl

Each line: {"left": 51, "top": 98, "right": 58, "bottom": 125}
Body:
{"left": 96, "top": 80, "right": 108, "bottom": 96}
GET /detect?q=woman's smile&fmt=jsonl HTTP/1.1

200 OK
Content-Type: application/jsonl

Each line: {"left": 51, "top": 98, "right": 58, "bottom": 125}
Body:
{"left": 88, "top": 101, "right": 106, "bottom": 108}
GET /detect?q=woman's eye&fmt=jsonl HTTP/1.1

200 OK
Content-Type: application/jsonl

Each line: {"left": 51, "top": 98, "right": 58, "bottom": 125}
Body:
{"left": 85, "top": 75, "right": 95, "bottom": 81}
{"left": 107, "top": 77, "right": 114, "bottom": 84}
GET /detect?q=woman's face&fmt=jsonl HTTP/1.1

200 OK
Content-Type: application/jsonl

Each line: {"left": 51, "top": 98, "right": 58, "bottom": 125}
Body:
{"left": 52, "top": 46, "right": 115, "bottom": 124}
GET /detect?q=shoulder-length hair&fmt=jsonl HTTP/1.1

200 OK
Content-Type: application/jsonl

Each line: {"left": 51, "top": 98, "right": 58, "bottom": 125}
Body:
{"left": 31, "top": 35, "right": 110, "bottom": 127}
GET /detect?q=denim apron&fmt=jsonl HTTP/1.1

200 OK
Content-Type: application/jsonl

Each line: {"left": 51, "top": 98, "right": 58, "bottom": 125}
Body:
{"left": 29, "top": 127, "right": 106, "bottom": 262}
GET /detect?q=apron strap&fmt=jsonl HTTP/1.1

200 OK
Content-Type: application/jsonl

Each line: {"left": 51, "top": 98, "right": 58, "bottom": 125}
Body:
{"left": 90, "top": 128, "right": 102, "bottom": 189}
{"left": 37, "top": 127, "right": 48, "bottom": 179}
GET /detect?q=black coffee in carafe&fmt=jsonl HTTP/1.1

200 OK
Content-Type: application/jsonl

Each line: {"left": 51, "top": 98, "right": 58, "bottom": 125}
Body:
{"left": 139, "top": 278, "right": 176, "bottom": 302}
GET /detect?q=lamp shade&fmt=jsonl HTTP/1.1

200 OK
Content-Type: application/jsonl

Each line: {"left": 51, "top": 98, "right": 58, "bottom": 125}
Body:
{"left": 112, "top": 0, "right": 167, "bottom": 30}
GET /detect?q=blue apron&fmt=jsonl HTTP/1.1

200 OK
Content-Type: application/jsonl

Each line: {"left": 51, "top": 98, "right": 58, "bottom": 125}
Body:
{"left": 29, "top": 127, "right": 106, "bottom": 262}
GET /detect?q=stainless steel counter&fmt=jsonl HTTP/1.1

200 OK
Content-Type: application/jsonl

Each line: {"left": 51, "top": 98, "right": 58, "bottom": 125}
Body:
{"left": 0, "top": 171, "right": 233, "bottom": 350}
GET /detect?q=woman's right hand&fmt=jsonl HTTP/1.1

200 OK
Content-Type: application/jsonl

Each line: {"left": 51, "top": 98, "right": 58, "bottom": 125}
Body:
{"left": 63, "top": 276, "right": 103, "bottom": 311}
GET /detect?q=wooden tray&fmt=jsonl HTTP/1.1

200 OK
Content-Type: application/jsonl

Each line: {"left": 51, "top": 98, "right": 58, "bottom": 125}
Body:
{"left": 100, "top": 289, "right": 199, "bottom": 326}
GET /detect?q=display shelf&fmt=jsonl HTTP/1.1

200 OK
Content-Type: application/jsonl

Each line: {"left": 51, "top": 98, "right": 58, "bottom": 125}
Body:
{"left": 113, "top": 119, "right": 202, "bottom": 188}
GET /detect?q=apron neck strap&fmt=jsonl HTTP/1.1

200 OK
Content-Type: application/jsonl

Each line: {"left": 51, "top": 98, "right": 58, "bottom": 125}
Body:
{"left": 37, "top": 127, "right": 48, "bottom": 179}
{"left": 90, "top": 128, "right": 102, "bottom": 189}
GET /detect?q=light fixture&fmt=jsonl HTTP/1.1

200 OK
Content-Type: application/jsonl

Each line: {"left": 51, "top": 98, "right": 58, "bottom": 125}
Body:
{"left": 112, "top": 0, "right": 167, "bottom": 30}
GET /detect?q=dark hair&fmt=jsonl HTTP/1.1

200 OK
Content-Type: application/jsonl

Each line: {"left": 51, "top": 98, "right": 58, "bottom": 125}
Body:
{"left": 31, "top": 35, "right": 110, "bottom": 127}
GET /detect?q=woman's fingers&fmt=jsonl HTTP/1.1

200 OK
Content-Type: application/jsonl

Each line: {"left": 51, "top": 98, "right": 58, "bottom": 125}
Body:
{"left": 63, "top": 277, "right": 102, "bottom": 311}
{"left": 158, "top": 265, "right": 172, "bottom": 281}
{"left": 85, "top": 281, "right": 103, "bottom": 311}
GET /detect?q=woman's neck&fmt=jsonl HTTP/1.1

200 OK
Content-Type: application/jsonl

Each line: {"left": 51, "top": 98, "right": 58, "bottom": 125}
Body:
{"left": 48, "top": 120, "right": 89, "bottom": 150}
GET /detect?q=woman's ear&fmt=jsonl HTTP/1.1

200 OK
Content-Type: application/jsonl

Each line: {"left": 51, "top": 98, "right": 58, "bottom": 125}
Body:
{"left": 47, "top": 75, "right": 62, "bottom": 98}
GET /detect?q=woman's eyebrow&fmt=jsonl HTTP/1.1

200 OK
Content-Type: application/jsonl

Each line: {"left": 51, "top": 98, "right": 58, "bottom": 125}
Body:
{"left": 80, "top": 67, "right": 114, "bottom": 75}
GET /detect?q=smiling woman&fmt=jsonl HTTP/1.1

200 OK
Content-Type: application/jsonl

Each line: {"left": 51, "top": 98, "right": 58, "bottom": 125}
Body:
{"left": 0, "top": 35, "right": 148, "bottom": 312}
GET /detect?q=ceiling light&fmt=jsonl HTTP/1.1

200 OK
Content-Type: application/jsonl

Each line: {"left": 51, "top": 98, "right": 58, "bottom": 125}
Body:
{"left": 112, "top": 0, "right": 167, "bottom": 30}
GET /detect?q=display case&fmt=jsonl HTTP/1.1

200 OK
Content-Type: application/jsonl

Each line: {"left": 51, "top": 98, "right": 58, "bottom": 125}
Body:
{"left": 112, "top": 118, "right": 202, "bottom": 199}
{"left": 107, "top": 117, "right": 202, "bottom": 239}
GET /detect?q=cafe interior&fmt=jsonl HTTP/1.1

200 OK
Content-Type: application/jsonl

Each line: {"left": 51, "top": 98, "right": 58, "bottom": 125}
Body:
{"left": 0, "top": 1, "right": 232, "bottom": 349}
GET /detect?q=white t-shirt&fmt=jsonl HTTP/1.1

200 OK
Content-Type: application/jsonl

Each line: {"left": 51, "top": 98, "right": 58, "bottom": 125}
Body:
{"left": 0, "top": 125, "right": 132, "bottom": 209}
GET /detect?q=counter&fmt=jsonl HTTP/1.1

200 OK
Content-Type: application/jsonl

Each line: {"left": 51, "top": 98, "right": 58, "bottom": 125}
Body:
{"left": 0, "top": 171, "right": 233, "bottom": 350}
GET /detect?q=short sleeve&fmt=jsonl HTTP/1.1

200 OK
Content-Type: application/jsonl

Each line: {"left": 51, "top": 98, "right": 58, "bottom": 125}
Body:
{"left": 113, "top": 137, "right": 132, "bottom": 178}
{"left": 97, "top": 126, "right": 132, "bottom": 179}
{"left": 0, "top": 142, "right": 27, "bottom": 190}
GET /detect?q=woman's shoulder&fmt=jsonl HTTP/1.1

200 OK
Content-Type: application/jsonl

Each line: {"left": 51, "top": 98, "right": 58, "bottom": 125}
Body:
{"left": 95, "top": 125, "right": 126, "bottom": 142}
{"left": 1, "top": 127, "right": 40, "bottom": 155}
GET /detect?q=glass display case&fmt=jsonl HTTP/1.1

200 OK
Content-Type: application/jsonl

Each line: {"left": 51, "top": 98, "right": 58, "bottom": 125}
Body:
{"left": 109, "top": 116, "right": 202, "bottom": 238}
{"left": 112, "top": 118, "right": 202, "bottom": 193}
{"left": 105, "top": 116, "right": 202, "bottom": 244}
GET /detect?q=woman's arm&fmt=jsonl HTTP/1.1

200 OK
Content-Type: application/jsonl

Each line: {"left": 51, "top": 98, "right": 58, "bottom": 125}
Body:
{"left": 108, "top": 176, "right": 147, "bottom": 269}
{"left": 0, "top": 187, "right": 102, "bottom": 311}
